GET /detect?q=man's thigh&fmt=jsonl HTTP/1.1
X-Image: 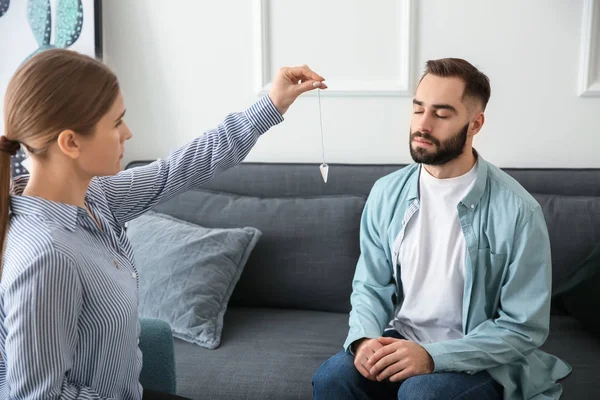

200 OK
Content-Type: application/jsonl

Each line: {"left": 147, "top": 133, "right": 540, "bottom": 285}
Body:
{"left": 397, "top": 370, "right": 503, "bottom": 400}
{"left": 313, "top": 350, "right": 399, "bottom": 400}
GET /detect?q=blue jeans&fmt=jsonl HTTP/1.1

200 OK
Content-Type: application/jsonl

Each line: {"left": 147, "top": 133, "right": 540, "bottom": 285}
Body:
{"left": 312, "top": 331, "right": 502, "bottom": 400}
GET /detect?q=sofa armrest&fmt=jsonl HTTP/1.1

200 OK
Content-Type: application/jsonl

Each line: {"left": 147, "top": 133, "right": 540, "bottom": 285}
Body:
{"left": 139, "top": 318, "right": 177, "bottom": 394}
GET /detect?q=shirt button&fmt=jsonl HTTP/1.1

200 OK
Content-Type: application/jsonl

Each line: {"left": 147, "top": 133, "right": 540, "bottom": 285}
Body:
{"left": 132, "top": 272, "right": 137, "bottom": 279}
{"left": 470, "top": 204, "right": 475, "bottom": 209}
{"left": 114, "top": 260, "right": 119, "bottom": 269}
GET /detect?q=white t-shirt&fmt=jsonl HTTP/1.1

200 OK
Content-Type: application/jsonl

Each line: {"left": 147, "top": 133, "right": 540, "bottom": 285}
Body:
{"left": 393, "top": 162, "right": 478, "bottom": 344}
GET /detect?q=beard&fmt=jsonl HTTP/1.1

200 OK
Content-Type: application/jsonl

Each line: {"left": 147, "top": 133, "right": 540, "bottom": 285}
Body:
{"left": 409, "top": 123, "right": 469, "bottom": 166}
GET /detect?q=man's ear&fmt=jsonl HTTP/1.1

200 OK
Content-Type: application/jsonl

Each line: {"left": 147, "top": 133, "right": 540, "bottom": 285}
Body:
{"left": 469, "top": 112, "right": 485, "bottom": 137}
{"left": 56, "top": 130, "right": 81, "bottom": 159}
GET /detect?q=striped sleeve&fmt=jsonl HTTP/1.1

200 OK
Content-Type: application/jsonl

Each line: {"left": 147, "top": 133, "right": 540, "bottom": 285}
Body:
{"left": 98, "top": 95, "right": 283, "bottom": 225}
{"left": 3, "top": 251, "right": 108, "bottom": 399}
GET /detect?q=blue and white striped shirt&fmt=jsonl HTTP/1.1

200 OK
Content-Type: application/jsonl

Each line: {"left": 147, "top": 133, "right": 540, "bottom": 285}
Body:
{"left": 0, "top": 96, "right": 283, "bottom": 399}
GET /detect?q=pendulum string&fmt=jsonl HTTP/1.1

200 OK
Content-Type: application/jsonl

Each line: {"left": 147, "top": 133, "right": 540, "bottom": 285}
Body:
{"left": 318, "top": 88, "right": 325, "bottom": 164}
{"left": 317, "top": 87, "right": 329, "bottom": 182}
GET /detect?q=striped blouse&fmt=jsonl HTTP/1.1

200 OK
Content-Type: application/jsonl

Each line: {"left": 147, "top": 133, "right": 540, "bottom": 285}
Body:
{"left": 0, "top": 96, "right": 283, "bottom": 399}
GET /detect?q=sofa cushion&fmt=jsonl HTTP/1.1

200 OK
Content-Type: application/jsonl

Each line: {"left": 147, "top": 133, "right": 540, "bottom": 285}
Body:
{"left": 151, "top": 190, "right": 366, "bottom": 313}
{"left": 532, "top": 194, "right": 600, "bottom": 292}
{"left": 553, "top": 241, "right": 600, "bottom": 338}
{"left": 170, "top": 308, "right": 600, "bottom": 400}
{"left": 540, "top": 315, "right": 600, "bottom": 397}
{"left": 128, "top": 211, "right": 261, "bottom": 349}
{"left": 172, "top": 307, "right": 349, "bottom": 400}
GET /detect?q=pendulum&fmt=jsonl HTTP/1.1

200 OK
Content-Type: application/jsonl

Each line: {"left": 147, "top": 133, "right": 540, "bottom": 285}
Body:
{"left": 315, "top": 82, "right": 329, "bottom": 183}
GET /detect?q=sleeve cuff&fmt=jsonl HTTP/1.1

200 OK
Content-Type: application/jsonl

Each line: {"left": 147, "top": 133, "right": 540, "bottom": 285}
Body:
{"left": 344, "top": 333, "right": 376, "bottom": 355}
{"left": 244, "top": 95, "right": 284, "bottom": 136}
{"left": 421, "top": 342, "right": 453, "bottom": 372}
{"left": 343, "top": 331, "right": 366, "bottom": 354}
{"left": 347, "top": 341, "right": 357, "bottom": 356}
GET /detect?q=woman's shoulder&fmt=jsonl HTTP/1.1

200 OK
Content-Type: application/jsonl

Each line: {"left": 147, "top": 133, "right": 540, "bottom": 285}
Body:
{"left": 3, "top": 215, "right": 76, "bottom": 283}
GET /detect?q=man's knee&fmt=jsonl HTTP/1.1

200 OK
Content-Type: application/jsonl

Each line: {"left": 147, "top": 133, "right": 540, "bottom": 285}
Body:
{"left": 312, "top": 351, "right": 359, "bottom": 390}
{"left": 397, "top": 372, "right": 501, "bottom": 400}
{"left": 397, "top": 375, "right": 440, "bottom": 400}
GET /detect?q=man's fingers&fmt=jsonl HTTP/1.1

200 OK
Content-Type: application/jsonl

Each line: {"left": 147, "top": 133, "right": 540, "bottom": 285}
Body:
{"left": 369, "top": 352, "right": 402, "bottom": 376}
{"left": 389, "top": 367, "right": 414, "bottom": 383}
{"left": 354, "top": 359, "right": 376, "bottom": 381}
{"left": 358, "top": 364, "right": 375, "bottom": 381}
{"left": 377, "top": 361, "right": 406, "bottom": 381}
{"left": 368, "top": 345, "right": 381, "bottom": 356}
{"left": 377, "top": 337, "right": 400, "bottom": 345}
{"left": 368, "top": 342, "right": 398, "bottom": 366}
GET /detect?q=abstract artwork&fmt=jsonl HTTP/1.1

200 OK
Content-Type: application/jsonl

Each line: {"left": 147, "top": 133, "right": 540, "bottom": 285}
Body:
{"left": 0, "top": 0, "right": 102, "bottom": 177}
{"left": 0, "top": 1, "right": 9, "bottom": 18}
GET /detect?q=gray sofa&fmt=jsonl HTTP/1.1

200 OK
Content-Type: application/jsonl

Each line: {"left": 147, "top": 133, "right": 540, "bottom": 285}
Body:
{"left": 126, "top": 161, "right": 600, "bottom": 400}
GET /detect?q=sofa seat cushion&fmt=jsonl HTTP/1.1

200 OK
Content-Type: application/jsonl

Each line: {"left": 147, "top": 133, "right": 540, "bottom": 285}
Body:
{"left": 172, "top": 309, "right": 600, "bottom": 400}
{"left": 172, "top": 307, "right": 348, "bottom": 400}
{"left": 541, "top": 315, "right": 600, "bottom": 398}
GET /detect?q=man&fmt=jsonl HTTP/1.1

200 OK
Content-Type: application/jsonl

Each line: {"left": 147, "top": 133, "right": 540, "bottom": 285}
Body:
{"left": 312, "top": 58, "right": 571, "bottom": 400}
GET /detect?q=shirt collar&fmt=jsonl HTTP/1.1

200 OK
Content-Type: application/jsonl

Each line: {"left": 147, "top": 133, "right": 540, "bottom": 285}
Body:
{"left": 459, "top": 152, "right": 489, "bottom": 211}
{"left": 406, "top": 165, "right": 420, "bottom": 201}
{"left": 10, "top": 175, "right": 82, "bottom": 232}
{"left": 406, "top": 149, "right": 489, "bottom": 212}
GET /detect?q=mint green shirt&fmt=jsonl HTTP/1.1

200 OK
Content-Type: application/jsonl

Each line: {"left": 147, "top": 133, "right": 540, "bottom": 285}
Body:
{"left": 344, "top": 154, "right": 571, "bottom": 399}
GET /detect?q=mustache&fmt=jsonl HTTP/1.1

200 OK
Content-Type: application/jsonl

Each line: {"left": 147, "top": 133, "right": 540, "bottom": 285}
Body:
{"left": 411, "top": 131, "right": 440, "bottom": 147}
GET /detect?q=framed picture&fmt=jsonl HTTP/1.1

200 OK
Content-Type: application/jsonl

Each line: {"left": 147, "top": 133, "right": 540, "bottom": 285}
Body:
{"left": 0, "top": 0, "right": 103, "bottom": 177}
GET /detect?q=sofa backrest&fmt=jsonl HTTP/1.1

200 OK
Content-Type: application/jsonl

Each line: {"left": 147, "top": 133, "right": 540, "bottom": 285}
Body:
{"left": 127, "top": 161, "right": 600, "bottom": 314}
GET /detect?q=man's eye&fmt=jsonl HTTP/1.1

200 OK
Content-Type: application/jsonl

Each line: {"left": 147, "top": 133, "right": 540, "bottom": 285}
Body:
{"left": 436, "top": 115, "right": 448, "bottom": 119}
{"left": 116, "top": 120, "right": 123, "bottom": 127}
{"left": 413, "top": 111, "right": 424, "bottom": 114}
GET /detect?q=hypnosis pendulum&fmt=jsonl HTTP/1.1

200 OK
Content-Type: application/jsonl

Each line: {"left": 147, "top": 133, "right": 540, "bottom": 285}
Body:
{"left": 315, "top": 82, "right": 329, "bottom": 183}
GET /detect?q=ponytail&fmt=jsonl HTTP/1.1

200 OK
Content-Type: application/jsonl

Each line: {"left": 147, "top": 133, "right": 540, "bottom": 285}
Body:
{"left": 0, "top": 137, "right": 20, "bottom": 279}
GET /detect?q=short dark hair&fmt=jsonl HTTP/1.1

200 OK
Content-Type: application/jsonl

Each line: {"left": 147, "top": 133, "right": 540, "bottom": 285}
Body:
{"left": 421, "top": 58, "right": 491, "bottom": 111}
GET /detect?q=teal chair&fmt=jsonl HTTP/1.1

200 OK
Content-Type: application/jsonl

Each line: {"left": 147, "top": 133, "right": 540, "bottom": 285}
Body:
{"left": 139, "top": 318, "right": 177, "bottom": 394}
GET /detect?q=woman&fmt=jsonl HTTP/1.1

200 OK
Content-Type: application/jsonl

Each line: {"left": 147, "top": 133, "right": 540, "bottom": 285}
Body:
{"left": 0, "top": 48, "right": 326, "bottom": 399}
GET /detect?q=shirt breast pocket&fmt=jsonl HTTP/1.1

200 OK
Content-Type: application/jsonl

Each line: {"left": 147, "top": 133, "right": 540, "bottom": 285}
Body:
{"left": 478, "top": 246, "right": 506, "bottom": 279}
{"left": 475, "top": 248, "right": 508, "bottom": 311}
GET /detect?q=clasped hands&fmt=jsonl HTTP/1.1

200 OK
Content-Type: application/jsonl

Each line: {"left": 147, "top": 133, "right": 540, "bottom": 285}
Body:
{"left": 353, "top": 336, "right": 435, "bottom": 382}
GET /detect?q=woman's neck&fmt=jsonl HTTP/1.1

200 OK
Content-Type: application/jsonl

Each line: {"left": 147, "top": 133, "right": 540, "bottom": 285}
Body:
{"left": 22, "top": 160, "right": 90, "bottom": 208}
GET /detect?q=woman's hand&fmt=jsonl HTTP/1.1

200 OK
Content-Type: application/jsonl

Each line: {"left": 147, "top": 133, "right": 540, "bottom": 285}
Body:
{"left": 268, "top": 65, "right": 327, "bottom": 115}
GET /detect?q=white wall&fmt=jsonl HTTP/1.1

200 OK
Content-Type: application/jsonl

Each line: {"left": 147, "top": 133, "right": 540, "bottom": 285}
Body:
{"left": 103, "top": 0, "right": 600, "bottom": 168}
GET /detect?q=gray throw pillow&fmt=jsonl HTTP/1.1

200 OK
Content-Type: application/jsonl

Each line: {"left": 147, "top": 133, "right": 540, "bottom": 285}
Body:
{"left": 127, "top": 211, "right": 261, "bottom": 349}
